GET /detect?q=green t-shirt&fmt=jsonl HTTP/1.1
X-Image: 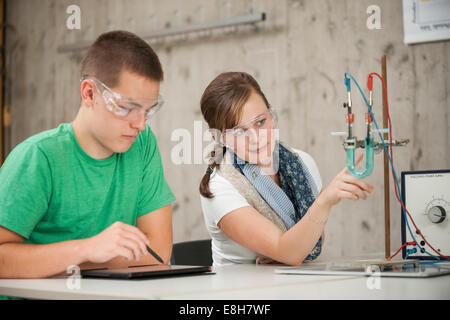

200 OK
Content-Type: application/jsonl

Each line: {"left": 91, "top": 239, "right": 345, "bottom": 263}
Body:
{"left": 0, "top": 123, "right": 175, "bottom": 245}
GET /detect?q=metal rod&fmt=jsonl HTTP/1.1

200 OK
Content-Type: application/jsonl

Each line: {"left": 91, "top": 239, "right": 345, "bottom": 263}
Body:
{"left": 381, "top": 55, "right": 391, "bottom": 260}
{"left": 58, "top": 12, "right": 266, "bottom": 53}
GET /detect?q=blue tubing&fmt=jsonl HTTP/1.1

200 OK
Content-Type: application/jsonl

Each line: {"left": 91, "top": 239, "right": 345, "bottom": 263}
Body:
{"left": 345, "top": 136, "right": 374, "bottom": 178}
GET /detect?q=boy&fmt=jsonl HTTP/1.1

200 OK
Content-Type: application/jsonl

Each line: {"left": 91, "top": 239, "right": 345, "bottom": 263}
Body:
{"left": 0, "top": 30, "right": 175, "bottom": 279}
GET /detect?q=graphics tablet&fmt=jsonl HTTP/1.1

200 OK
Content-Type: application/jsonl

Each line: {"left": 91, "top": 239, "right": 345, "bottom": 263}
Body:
{"left": 81, "top": 264, "right": 213, "bottom": 279}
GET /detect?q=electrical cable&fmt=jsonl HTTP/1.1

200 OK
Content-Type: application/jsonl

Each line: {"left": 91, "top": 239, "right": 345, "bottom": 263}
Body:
{"left": 344, "top": 72, "right": 450, "bottom": 262}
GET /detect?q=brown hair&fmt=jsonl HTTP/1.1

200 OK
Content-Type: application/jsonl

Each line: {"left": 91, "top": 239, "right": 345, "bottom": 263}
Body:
{"left": 199, "top": 72, "right": 270, "bottom": 198}
{"left": 81, "top": 30, "right": 163, "bottom": 87}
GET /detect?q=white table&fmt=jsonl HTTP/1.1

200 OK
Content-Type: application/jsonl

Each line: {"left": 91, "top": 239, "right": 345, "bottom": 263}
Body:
{"left": 1, "top": 263, "right": 449, "bottom": 300}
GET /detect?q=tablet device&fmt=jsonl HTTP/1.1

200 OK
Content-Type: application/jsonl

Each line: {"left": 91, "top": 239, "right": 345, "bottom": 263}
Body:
{"left": 274, "top": 260, "right": 450, "bottom": 278}
{"left": 81, "top": 264, "right": 213, "bottom": 279}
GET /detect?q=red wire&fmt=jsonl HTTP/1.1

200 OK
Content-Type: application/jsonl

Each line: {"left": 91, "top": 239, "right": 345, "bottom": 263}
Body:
{"left": 368, "top": 72, "right": 449, "bottom": 260}
{"left": 389, "top": 243, "right": 407, "bottom": 261}
{"left": 389, "top": 241, "right": 417, "bottom": 260}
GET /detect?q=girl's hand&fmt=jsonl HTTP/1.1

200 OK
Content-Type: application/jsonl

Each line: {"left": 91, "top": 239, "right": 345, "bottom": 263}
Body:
{"left": 317, "top": 154, "right": 374, "bottom": 209}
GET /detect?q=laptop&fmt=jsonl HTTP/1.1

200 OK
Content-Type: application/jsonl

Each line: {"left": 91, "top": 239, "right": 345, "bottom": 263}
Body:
{"left": 81, "top": 264, "right": 213, "bottom": 279}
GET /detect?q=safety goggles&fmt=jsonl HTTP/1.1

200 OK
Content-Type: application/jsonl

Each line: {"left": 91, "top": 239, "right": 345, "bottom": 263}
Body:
{"left": 223, "top": 108, "right": 277, "bottom": 139}
{"left": 81, "top": 76, "right": 164, "bottom": 122}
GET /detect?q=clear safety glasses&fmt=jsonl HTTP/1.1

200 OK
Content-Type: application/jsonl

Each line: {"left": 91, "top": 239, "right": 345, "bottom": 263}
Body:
{"left": 81, "top": 76, "right": 164, "bottom": 122}
{"left": 223, "top": 108, "right": 277, "bottom": 139}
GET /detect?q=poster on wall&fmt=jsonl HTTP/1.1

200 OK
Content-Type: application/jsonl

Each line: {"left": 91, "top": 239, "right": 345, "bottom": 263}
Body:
{"left": 403, "top": 0, "right": 450, "bottom": 44}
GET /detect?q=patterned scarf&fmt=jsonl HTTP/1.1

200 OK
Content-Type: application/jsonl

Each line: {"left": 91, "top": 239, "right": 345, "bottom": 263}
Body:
{"left": 231, "top": 142, "right": 322, "bottom": 261}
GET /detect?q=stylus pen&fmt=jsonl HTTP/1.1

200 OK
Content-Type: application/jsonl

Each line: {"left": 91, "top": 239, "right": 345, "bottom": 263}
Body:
{"left": 146, "top": 245, "right": 164, "bottom": 263}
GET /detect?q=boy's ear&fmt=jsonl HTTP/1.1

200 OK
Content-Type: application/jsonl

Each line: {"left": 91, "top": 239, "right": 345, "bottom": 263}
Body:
{"left": 80, "top": 80, "right": 96, "bottom": 108}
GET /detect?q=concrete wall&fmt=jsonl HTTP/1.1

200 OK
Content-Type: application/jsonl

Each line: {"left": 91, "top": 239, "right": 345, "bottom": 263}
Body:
{"left": 4, "top": 0, "right": 450, "bottom": 260}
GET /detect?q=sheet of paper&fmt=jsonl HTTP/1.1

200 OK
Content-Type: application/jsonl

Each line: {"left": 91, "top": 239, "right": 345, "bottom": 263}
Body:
{"left": 403, "top": 0, "right": 450, "bottom": 44}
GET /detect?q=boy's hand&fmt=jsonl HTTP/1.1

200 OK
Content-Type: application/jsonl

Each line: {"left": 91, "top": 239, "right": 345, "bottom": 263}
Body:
{"left": 82, "top": 221, "right": 150, "bottom": 263}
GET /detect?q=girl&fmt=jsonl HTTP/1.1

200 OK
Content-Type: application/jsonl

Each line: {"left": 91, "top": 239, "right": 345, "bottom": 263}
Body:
{"left": 199, "top": 72, "right": 373, "bottom": 266}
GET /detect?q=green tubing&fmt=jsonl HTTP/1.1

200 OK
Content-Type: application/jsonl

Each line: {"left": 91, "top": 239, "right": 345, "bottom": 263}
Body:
{"left": 346, "top": 136, "right": 374, "bottom": 178}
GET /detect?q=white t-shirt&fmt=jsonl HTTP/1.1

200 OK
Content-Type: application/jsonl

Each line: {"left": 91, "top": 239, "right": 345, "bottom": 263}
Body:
{"left": 200, "top": 149, "right": 323, "bottom": 266}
